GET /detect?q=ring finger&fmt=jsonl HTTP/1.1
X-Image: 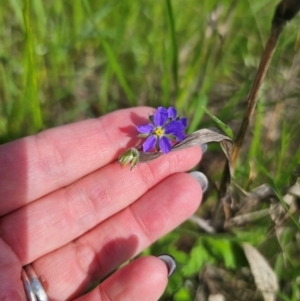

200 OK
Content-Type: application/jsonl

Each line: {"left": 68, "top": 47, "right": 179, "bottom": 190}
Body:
{"left": 31, "top": 172, "right": 203, "bottom": 300}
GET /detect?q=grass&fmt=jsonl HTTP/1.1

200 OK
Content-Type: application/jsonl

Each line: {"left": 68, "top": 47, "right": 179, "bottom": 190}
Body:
{"left": 1, "top": 0, "right": 300, "bottom": 300}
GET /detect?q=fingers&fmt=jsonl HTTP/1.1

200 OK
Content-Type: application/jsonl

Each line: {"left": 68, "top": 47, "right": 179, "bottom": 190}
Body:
{"left": 74, "top": 256, "right": 169, "bottom": 301}
{"left": 0, "top": 107, "right": 154, "bottom": 215}
{"left": 0, "top": 238, "right": 25, "bottom": 301}
{"left": 31, "top": 172, "right": 202, "bottom": 300}
{"left": 0, "top": 144, "right": 202, "bottom": 265}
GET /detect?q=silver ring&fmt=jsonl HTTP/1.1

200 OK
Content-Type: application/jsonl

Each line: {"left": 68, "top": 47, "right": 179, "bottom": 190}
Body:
{"left": 22, "top": 264, "right": 49, "bottom": 301}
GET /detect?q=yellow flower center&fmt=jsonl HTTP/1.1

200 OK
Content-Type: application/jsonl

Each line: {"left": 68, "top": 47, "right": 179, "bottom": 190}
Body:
{"left": 155, "top": 128, "right": 164, "bottom": 136}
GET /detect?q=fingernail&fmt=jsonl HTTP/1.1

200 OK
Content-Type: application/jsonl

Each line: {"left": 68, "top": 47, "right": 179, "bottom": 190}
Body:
{"left": 200, "top": 143, "right": 207, "bottom": 153}
{"left": 157, "top": 254, "right": 176, "bottom": 277}
{"left": 189, "top": 171, "right": 208, "bottom": 192}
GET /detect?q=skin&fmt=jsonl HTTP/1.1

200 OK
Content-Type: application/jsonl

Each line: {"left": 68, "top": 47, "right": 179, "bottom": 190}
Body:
{"left": 0, "top": 107, "right": 203, "bottom": 301}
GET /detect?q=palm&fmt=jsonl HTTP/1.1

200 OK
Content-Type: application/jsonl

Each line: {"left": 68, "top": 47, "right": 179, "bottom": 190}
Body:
{"left": 0, "top": 107, "right": 203, "bottom": 300}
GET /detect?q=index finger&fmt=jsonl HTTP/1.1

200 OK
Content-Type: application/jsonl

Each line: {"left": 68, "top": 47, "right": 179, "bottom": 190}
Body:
{"left": 0, "top": 107, "right": 153, "bottom": 215}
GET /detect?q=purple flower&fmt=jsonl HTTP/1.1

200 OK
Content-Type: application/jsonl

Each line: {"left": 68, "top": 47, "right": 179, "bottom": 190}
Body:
{"left": 167, "top": 106, "right": 188, "bottom": 128}
{"left": 137, "top": 106, "right": 187, "bottom": 154}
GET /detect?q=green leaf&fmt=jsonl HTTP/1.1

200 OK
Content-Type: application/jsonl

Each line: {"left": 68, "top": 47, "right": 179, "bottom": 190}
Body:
{"left": 101, "top": 38, "right": 136, "bottom": 106}
{"left": 173, "top": 287, "right": 192, "bottom": 301}
{"left": 277, "top": 291, "right": 293, "bottom": 301}
{"left": 188, "top": 94, "right": 208, "bottom": 133}
{"left": 204, "top": 237, "right": 237, "bottom": 269}
{"left": 202, "top": 106, "right": 234, "bottom": 138}
{"left": 165, "top": 0, "right": 179, "bottom": 95}
{"left": 182, "top": 242, "right": 215, "bottom": 277}
{"left": 234, "top": 228, "right": 266, "bottom": 246}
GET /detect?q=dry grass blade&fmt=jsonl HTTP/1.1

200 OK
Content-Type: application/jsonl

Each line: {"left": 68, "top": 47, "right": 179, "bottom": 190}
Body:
{"left": 242, "top": 243, "right": 279, "bottom": 301}
{"left": 189, "top": 215, "right": 216, "bottom": 234}
{"left": 226, "top": 209, "right": 270, "bottom": 227}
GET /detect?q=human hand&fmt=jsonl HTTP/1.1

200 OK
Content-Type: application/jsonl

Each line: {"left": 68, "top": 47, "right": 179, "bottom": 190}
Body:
{"left": 0, "top": 107, "right": 204, "bottom": 301}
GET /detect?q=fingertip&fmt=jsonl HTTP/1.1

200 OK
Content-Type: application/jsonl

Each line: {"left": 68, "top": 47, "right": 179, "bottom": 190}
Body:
{"left": 189, "top": 171, "right": 208, "bottom": 193}
{"left": 77, "top": 256, "right": 169, "bottom": 301}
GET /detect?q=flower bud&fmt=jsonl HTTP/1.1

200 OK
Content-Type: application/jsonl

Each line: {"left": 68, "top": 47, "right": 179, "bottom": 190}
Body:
{"left": 118, "top": 148, "right": 140, "bottom": 170}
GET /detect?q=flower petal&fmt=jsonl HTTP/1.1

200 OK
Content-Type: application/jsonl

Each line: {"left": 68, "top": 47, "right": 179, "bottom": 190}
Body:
{"left": 164, "top": 120, "right": 185, "bottom": 134}
{"left": 154, "top": 107, "right": 168, "bottom": 126}
{"left": 159, "top": 136, "right": 172, "bottom": 154}
{"left": 178, "top": 117, "right": 188, "bottom": 128}
{"left": 143, "top": 135, "right": 157, "bottom": 152}
{"left": 172, "top": 131, "right": 186, "bottom": 142}
{"left": 137, "top": 123, "right": 154, "bottom": 134}
{"left": 167, "top": 107, "right": 177, "bottom": 120}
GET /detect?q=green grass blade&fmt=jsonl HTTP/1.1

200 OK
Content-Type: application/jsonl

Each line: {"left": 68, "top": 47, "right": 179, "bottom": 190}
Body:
{"left": 0, "top": 62, "right": 9, "bottom": 115}
{"left": 276, "top": 291, "right": 293, "bottom": 301}
{"left": 259, "top": 165, "right": 300, "bottom": 231}
{"left": 161, "top": 37, "right": 171, "bottom": 107}
{"left": 0, "top": 63, "right": 9, "bottom": 136}
{"left": 8, "top": 0, "right": 43, "bottom": 136}
{"left": 248, "top": 98, "right": 263, "bottom": 161}
{"left": 101, "top": 39, "right": 136, "bottom": 106}
{"left": 202, "top": 106, "right": 234, "bottom": 138}
{"left": 9, "top": 0, "right": 24, "bottom": 28}
{"left": 188, "top": 93, "right": 207, "bottom": 133}
{"left": 23, "top": 0, "right": 43, "bottom": 132}
{"left": 166, "top": 0, "right": 179, "bottom": 96}
{"left": 32, "top": 0, "right": 46, "bottom": 36}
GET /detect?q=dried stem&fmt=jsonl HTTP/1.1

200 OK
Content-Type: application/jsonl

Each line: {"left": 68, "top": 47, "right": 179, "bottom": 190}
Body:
{"left": 231, "top": 25, "right": 283, "bottom": 171}
{"left": 231, "top": 0, "right": 300, "bottom": 171}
